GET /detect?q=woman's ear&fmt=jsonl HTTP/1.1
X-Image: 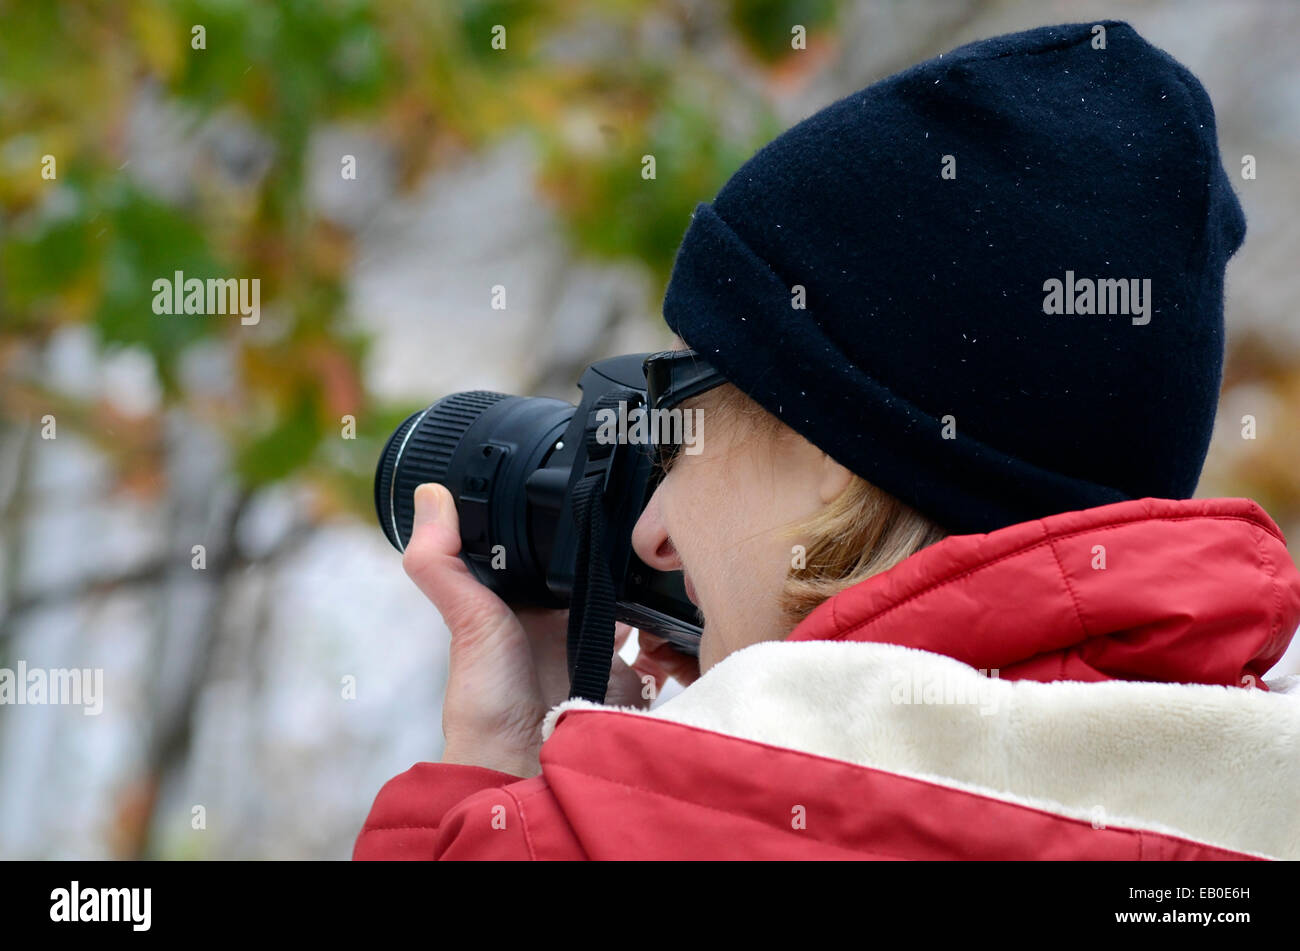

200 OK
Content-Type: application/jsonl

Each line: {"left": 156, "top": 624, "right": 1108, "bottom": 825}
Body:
{"left": 818, "top": 453, "right": 854, "bottom": 505}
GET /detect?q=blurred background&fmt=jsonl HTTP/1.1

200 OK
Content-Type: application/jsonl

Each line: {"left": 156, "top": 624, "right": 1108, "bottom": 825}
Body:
{"left": 1, "top": 0, "right": 1297, "bottom": 859}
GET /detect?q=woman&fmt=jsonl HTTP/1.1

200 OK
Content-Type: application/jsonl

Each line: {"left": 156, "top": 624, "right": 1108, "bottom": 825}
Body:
{"left": 354, "top": 20, "right": 1300, "bottom": 860}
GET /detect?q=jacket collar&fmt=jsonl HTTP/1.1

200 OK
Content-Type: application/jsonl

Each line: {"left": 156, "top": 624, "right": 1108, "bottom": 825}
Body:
{"left": 544, "top": 642, "right": 1300, "bottom": 859}
{"left": 786, "top": 497, "right": 1300, "bottom": 686}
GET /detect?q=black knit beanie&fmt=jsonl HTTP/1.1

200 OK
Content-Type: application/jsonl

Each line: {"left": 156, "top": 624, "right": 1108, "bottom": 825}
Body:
{"left": 661, "top": 20, "right": 1246, "bottom": 535}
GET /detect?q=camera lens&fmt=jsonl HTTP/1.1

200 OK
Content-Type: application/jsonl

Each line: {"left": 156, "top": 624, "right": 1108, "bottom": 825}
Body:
{"left": 375, "top": 391, "right": 506, "bottom": 551}
{"left": 374, "top": 390, "right": 574, "bottom": 606}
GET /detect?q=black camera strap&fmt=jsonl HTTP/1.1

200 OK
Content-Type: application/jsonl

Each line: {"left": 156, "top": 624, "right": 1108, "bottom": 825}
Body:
{"left": 566, "top": 472, "right": 616, "bottom": 702}
{"left": 565, "top": 388, "right": 641, "bottom": 703}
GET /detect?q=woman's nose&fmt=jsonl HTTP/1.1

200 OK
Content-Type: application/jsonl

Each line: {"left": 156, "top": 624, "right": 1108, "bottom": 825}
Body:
{"left": 631, "top": 487, "right": 681, "bottom": 572}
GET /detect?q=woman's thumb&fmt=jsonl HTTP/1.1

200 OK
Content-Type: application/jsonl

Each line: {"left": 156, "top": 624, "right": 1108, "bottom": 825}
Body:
{"left": 413, "top": 481, "right": 451, "bottom": 529}
{"left": 403, "top": 483, "right": 508, "bottom": 634}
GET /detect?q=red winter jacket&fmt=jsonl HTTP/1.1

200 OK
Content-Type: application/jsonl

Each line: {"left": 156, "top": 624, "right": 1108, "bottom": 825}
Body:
{"left": 353, "top": 497, "right": 1300, "bottom": 860}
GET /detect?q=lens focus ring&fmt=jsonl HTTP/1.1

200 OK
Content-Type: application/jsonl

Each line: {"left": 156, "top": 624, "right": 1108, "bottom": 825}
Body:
{"left": 375, "top": 391, "right": 509, "bottom": 551}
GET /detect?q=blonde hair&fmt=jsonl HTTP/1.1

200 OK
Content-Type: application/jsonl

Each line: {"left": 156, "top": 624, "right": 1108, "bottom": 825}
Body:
{"left": 689, "top": 382, "right": 948, "bottom": 628}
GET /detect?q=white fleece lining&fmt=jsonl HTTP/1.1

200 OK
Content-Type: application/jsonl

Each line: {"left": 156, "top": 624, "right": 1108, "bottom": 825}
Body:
{"left": 542, "top": 640, "right": 1300, "bottom": 860}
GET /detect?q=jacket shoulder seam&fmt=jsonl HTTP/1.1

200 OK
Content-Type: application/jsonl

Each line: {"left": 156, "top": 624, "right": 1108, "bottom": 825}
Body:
{"left": 1255, "top": 521, "right": 1285, "bottom": 674}
{"left": 501, "top": 783, "right": 540, "bottom": 860}
{"left": 1046, "top": 524, "right": 1090, "bottom": 641}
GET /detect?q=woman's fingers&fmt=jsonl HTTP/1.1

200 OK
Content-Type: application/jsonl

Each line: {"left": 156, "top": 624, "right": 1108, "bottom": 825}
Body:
{"left": 614, "top": 622, "right": 634, "bottom": 653}
{"left": 637, "top": 631, "right": 669, "bottom": 650}
{"left": 600, "top": 655, "right": 644, "bottom": 707}
{"left": 636, "top": 631, "right": 702, "bottom": 686}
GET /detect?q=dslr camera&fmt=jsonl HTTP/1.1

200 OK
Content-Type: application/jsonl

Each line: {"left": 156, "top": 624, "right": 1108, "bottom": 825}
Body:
{"left": 374, "top": 349, "right": 723, "bottom": 701}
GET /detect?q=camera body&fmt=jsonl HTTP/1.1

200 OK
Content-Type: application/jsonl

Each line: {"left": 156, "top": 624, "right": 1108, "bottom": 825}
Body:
{"left": 375, "top": 353, "right": 703, "bottom": 655}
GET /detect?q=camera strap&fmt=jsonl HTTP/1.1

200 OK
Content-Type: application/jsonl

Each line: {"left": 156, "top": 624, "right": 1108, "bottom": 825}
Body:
{"left": 566, "top": 386, "right": 646, "bottom": 703}
{"left": 566, "top": 471, "right": 617, "bottom": 702}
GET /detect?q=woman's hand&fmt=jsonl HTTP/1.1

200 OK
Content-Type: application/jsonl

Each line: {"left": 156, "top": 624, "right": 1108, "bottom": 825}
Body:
{"left": 402, "top": 483, "right": 697, "bottom": 779}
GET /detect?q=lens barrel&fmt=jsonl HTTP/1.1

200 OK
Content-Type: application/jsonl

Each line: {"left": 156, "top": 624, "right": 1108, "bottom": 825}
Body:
{"left": 374, "top": 390, "right": 574, "bottom": 606}
{"left": 375, "top": 391, "right": 507, "bottom": 552}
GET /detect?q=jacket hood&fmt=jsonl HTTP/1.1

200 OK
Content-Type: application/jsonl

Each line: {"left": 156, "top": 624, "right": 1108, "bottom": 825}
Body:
{"left": 786, "top": 496, "right": 1300, "bottom": 687}
{"left": 537, "top": 497, "right": 1300, "bottom": 860}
